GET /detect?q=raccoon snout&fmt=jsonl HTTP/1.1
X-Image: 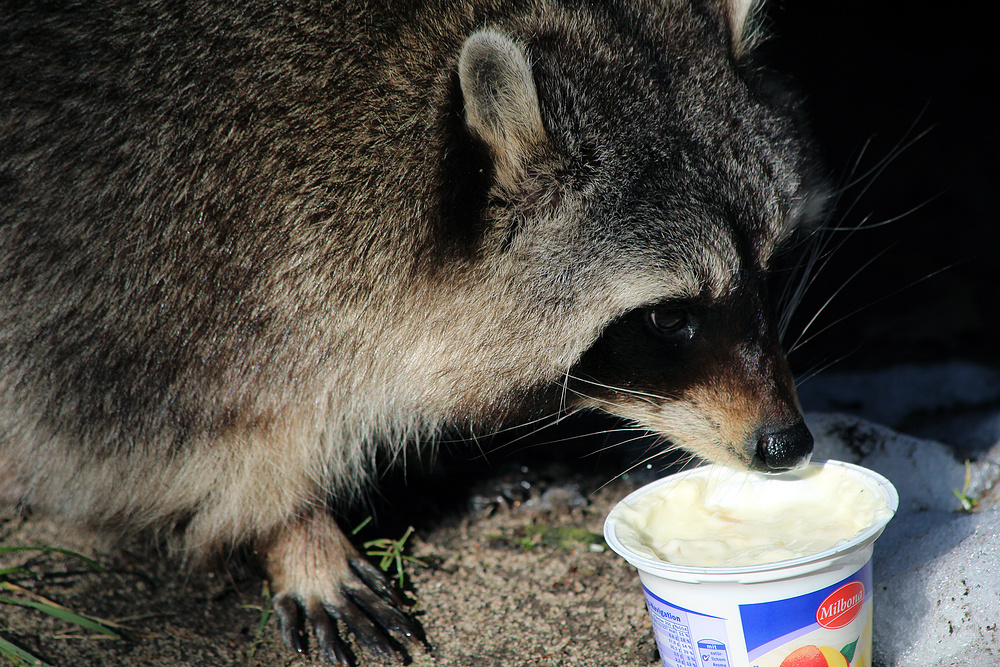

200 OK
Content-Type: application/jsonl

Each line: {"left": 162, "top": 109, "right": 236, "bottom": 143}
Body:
{"left": 750, "top": 420, "right": 814, "bottom": 473}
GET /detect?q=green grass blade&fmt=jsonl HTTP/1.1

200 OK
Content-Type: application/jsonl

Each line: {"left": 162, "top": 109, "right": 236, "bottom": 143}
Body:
{"left": 0, "top": 596, "right": 121, "bottom": 639}
{"left": 0, "top": 635, "right": 52, "bottom": 666}
{"left": 0, "top": 567, "right": 34, "bottom": 578}
{"left": 351, "top": 516, "right": 373, "bottom": 535}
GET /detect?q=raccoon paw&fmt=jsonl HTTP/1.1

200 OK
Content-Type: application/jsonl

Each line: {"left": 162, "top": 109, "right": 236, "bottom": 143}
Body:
{"left": 260, "top": 510, "right": 422, "bottom": 664}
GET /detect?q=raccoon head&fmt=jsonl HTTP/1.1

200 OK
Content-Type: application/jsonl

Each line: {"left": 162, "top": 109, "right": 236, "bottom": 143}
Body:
{"left": 570, "top": 275, "right": 814, "bottom": 472}
{"left": 452, "top": 0, "right": 824, "bottom": 471}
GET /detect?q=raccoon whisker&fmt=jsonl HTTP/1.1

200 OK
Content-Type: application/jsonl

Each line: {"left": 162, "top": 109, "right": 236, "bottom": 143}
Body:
{"left": 825, "top": 148, "right": 902, "bottom": 224}
{"left": 471, "top": 408, "right": 587, "bottom": 456}
{"left": 781, "top": 222, "right": 861, "bottom": 339}
{"left": 560, "top": 424, "right": 651, "bottom": 447}
{"left": 563, "top": 386, "right": 661, "bottom": 412}
{"left": 784, "top": 201, "right": 924, "bottom": 337}
{"left": 505, "top": 424, "right": 648, "bottom": 457}
{"left": 777, "top": 184, "right": 856, "bottom": 339}
{"left": 432, "top": 408, "right": 571, "bottom": 447}
{"left": 777, "top": 227, "right": 829, "bottom": 340}
{"left": 593, "top": 439, "right": 688, "bottom": 494}
{"left": 473, "top": 416, "right": 570, "bottom": 448}
{"left": 466, "top": 428, "right": 489, "bottom": 462}
{"left": 582, "top": 429, "right": 659, "bottom": 458}
{"left": 779, "top": 192, "right": 890, "bottom": 338}
{"left": 566, "top": 375, "right": 672, "bottom": 404}
{"left": 495, "top": 409, "right": 575, "bottom": 439}
{"left": 823, "top": 114, "right": 930, "bottom": 207}
{"left": 811, "top": 195, "right": 940, "bottom": 233}
{"left": 793, "top": 347, "right": 861, "bottom": 387}
{"left": 559, "top": 365, "right": 572, "bottom": 417}
{"left": 789, "top": 242, "right": 897, "bottom": 353}
{"left": 779, "top": 118, "right": 932, "bottom": 339}
{"left": 791, "top": 262, "right": 955, "bottom": 355}
{"left": 836, "top": 134, "right": 874, "bottom": 196}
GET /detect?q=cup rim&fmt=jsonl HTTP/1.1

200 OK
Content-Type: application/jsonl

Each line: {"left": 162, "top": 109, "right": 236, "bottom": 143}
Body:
{"left": 603, "top": 459, "right": 899, "bottom": 581}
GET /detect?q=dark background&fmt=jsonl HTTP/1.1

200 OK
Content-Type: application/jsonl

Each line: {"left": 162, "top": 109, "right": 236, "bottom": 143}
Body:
{"left": 764, "top": 2, "right": 997, "bottom": 375}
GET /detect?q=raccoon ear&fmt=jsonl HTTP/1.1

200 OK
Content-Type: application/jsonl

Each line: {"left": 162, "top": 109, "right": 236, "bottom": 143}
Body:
{"left": 724, "top": 0, "right": 763, "bottom": 58}
{"left": 458, "top": 29, "right": 546, "bottom": 188}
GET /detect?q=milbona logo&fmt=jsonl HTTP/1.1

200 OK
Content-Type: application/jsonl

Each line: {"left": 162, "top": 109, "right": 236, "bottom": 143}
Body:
{"left": 816, "top": 581, "right": 866, "bottom": 629}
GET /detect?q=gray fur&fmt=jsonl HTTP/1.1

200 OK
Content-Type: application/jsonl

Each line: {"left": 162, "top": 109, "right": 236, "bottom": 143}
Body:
{"left": 1, "top": 0, "right": 827, "bottom": 657}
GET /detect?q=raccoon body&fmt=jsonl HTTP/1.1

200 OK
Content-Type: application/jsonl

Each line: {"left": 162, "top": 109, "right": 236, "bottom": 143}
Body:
{"left": 1, "top": 0, "right": 825, "bottom": 660}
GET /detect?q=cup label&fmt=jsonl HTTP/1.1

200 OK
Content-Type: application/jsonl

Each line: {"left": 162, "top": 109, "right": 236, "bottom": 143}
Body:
{"left": 740, "top": 560, "right": 873, "bottom": 667}
{"left": 641, "top": 587, "right": 732, "bottom": 667}
{"left": 642, "top": 560, "right": 873, "bottom": 667}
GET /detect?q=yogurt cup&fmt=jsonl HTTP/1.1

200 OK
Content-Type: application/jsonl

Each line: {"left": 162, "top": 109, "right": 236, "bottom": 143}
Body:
{"left": 604, "top": 460, "right": 897, "bottom": 667}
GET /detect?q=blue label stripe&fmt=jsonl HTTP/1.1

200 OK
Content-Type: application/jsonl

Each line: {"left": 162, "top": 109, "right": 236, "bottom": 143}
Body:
{"left": 739, "top": 560, "right": 872, "bottom": 655}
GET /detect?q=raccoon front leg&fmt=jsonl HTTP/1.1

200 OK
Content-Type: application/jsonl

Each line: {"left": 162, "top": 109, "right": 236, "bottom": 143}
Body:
{"left": 258, "top": 509, "right": 421, "bottom": 664}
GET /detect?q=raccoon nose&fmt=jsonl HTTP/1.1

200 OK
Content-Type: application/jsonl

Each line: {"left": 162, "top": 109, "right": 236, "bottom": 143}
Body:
{"left": 751, "top": 420, "right": 814, "bottom": 473}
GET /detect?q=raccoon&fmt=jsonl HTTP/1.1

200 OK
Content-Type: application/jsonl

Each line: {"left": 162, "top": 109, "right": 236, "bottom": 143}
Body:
{"left": 1, "top": 0, "right": 825, "bottom": 662}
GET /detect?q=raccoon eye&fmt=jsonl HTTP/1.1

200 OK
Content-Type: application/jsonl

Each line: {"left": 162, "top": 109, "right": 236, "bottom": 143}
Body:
{"left": 646, "top": 308, "right": 693, "bottom": 338}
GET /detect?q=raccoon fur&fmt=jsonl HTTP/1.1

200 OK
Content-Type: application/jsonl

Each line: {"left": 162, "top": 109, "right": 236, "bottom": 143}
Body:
{"left": 1, "top": 0, "right": 826, "bottom": 661}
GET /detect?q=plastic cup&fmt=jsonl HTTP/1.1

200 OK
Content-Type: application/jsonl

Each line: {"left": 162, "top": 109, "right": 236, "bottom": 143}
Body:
{"left": 604, "top": 460, "right": 897, "bottom": 667}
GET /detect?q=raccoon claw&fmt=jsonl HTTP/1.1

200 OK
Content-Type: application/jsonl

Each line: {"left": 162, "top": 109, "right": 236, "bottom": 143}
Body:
{"left": 327, "top": 590, "right": 398, "bottom": 658}
{"left": 272, "top": 593, "right": 307, "bottom": 654}
{"left": 272, "top": 579, "right": 416, "bottom": 664}
{"left": 345, "top": 560, "right": 422, "bottom": 644}
{"left": 309, "top": 600, "right": 353, "bottom": 665}
{"left": 273, "top": 593, "right": 353, "bottom": 664}
{"left": 262, "top": 511, "right": 422, "bottom": 664}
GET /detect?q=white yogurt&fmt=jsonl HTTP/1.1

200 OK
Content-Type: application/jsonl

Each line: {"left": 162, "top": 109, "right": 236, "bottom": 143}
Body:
{"left": 615, "top": 463, "right": 894, "bottom": 568}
